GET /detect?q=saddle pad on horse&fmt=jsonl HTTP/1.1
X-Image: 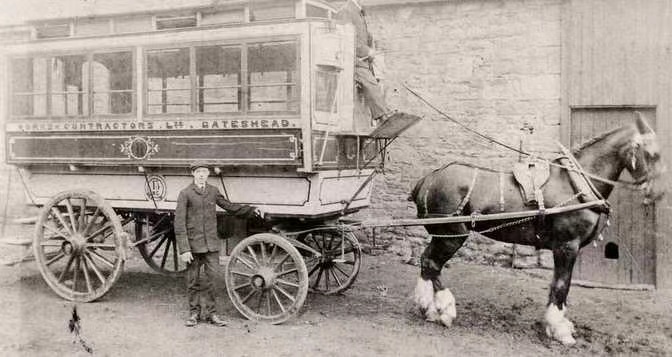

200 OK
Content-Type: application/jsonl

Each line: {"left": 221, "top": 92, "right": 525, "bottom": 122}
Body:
{"left": 512, "top": 160, "right": 550, "bottom": 206}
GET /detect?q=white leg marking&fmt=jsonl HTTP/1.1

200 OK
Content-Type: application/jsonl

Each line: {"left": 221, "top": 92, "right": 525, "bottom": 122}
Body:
{"left": 413, "top": 278, "right": 438, "bottom": 322}
{"left": 544, "top": 304, "right": 576, "bottom": 345}
{"left": 434, "top": 288, "right": 456, "bottom": 327}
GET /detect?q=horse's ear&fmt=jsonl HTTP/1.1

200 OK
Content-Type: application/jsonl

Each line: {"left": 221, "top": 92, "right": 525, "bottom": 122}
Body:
{"left": 635, "top": 111, "right": 654, "bottom": 134}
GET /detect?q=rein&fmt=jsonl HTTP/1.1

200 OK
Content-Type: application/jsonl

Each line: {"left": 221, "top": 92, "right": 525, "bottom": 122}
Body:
{"left": 402, "top": 82, "right": 656, "bottom": 192}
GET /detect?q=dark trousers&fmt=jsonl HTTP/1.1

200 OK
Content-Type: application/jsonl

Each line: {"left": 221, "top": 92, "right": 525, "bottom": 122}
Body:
{"left": 355, "top": 66, "right": 388, "bottom": 119}
{"left": 186, "top": 251, "right": 219, "bottom": 317}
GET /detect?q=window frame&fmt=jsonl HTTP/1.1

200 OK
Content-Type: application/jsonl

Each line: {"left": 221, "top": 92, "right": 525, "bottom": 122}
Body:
{"left": 8, "top": 47, "right": 137, "bottom": 120}
{"left": 142, "top": 36, "right": 301, "bottom": 117}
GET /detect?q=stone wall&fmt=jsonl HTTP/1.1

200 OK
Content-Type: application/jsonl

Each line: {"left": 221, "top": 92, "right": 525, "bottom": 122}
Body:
{"left": 357, "top": 0, "right": 564, "bottom": 268}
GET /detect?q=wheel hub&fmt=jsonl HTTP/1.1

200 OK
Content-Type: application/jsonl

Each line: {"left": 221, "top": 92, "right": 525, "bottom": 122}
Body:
{"left": 251, "top": 267, "right": 276, "bottom": 290}
{"left": 65, "top": 233, "right": 87, "bottom": 255}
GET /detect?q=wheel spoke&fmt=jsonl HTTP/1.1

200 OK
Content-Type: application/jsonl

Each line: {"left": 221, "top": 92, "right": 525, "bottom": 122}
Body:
{"left": 271, "top": 289, "right": 286, "bottom": 313}
{"left": 233, "top": 282, "right": 252, "bottom": 291}
{"left": 309, "top": 234, "right": 322, "bottom": 251}
{"left": 148, "top": 228, "right": 170, "bottom": 242}
{"left": 276, "top": 268, "right": 298, "bottom": 277}
{"left": 271, "top": 253, "right": 290, "bottom": 272}
{"left": 51, "top": 207, "right": 73, "bottom": 236}
{"left": 324, "top": 266, "right": 330, "bottom": 290}
{"left": 307, "top": 262, "right": 321, "bottom": 277}
{"left": 266, "top": 290, "right": 272, "bottom": 316}
{"left": 148, "top": 236, "right": 168, "bottom": 258}
{"left": 46, "top": 252, "right": 66, "bottom": 266}
{"left": 88, "top": 249, "right": 115, "bottom": 268}
{"left": 329, "top": 268, "right": 343, "bottom": 287}
{"left": 81, "top": 255, "right": 93, "bottom": 294}
{"left": 231, "top": 270, "right": 253, "bottom": 277}
{"left": 86, "top": 243, "right": 116, "bottom": 250}
{"left": 268, "top": 244, "right": 278, "bottom": 264}
{"left": 72, "top": 256, "right": 80, "bottom": 291}
{"left": 326, "top": 247, "right": 355, "bottom": 255}
{"left": 333, "top": 263, "right": 351, "bottom": 277}
{"left": 311, "top": 267, "right": 324, "bottom": 289}
{"left": 259, "top": 242, "right": 267, "bottom": 264}
{"left": 42, "top": 222, "right": 69, "bottom": 240}
{"left": 241, "top": 289, "right": 258, "bottom": 304}
{"left": 274, "top": 284, "right": 296, "bottom": 303}
{"left": 229, "top": 270, "right": 252, "bottom": 278}
{"left": 246, "top": 246, "right": 260, "bottom": 266}
{"left": 78, "top": 199, "right": 87, "bottom": 233}
{"left": 256, "top": 289, "right": 264, "bottom": 312}
{"left": 82, "top": 207, "right": 101, "bottom": 237}
{"left": 84, "top": 253, "right": 106, "bottom": 284}
{"left": 85, "top": 221, "right": 114, "bottom": 242}
{"left": 65, "top": 198, "right": 78, "bottom": 233}
{"left": 58, "top": 255, "right": 75, "bottom": 283}
{"left": 234, "top": 254, "right": 256, "bottom": 271}
{"left": 160, "top": 237, "right": 171, "bottom": 269}
{"left": 275, "top": 278, "right": 299, "bottom": 288}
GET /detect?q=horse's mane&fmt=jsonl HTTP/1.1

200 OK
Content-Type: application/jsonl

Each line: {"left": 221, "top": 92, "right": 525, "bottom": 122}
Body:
{"left": 571, "top": 126, "right": 631, "bottom": 155}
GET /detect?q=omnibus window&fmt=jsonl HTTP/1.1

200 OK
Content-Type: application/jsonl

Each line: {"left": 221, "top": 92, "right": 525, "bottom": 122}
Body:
{"left": 306, "top": 5, "right": 329, "bottom": 18}
{"left": 196, "top": 45, "right": 241, "bottom": 113}
{"left": 315, "top": 69, "right": 339, "bottom": 112}
{"left": 248, "top": 41, "right": 298, "bottom": 113}
{"left": 50, "top": 55, "right": 88, "bottom": 116}
{"left": 250, "top": 3, "right": 295, "bottom": 21}
{"left": 147, "top": 48, "right": 191, "bottom": 114}
{"left": 92, "top": 51, "right": 134, "bottom": 115}
{"left": 11, "top": 58, "right": 48, "bottom": 117}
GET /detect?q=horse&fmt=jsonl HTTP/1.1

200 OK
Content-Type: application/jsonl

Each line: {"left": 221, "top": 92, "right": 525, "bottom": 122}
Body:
{"left": 409, "top": 113, "right": 664, "bottom": 345}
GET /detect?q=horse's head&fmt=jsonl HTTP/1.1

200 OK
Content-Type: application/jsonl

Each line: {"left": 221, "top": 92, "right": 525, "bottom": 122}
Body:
{"left": 621, "top": 112, "right": 665, "bottom": 204}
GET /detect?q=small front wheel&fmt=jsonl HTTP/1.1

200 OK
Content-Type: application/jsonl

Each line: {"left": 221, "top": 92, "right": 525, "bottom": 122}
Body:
{"left": 225, "top": 233, "right": 308, "bottom": 324}
{"left": 300, "top": 228, "right": 361, "bottom": 295}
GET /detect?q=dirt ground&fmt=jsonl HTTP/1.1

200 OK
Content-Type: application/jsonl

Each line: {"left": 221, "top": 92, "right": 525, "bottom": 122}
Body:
{"left": 0, "top": 224, "right": 671, "bottom": 357}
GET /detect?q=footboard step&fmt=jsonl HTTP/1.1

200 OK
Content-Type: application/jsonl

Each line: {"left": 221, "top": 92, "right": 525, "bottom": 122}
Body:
{"left": 0, "top": 237, "right": 33, "bottom": 246}
{"left": 12, "top": 216, "right": 37, "bottom": 224}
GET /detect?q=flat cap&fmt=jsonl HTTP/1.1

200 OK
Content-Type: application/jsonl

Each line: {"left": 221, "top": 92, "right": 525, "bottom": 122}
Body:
{"left": 189, "top": 161, "right": 210, "bottom": 171}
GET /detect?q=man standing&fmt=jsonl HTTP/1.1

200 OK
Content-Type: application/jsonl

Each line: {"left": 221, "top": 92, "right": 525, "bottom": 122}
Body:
{"left": 334, "top": 0, "right": 392, "bottom": 121}
{"left": 174, "top": 161, "right": 261, "bottom": 327}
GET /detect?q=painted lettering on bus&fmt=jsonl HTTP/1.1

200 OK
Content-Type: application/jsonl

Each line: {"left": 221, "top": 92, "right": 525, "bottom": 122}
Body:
{"left": 13, "top": 119, "right": 294, "bottom": 132}
{"left": 201, "top": 119, "right": 291, "bottom": 129}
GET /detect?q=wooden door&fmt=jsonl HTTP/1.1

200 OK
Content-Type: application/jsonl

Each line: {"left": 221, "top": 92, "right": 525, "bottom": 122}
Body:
{"left": 571, "top": 107, "right": 656, "bottom": 286}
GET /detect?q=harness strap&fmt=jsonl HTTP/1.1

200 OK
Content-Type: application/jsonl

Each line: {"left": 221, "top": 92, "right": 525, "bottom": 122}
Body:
{"left": 498, "top": 171, "right": 505, "bottom": 212}
{"left": 454, "top": 168, "right": 479, "bottom": 216}
{"left": 557, "top": 142, "right": 606, "bottom": 202}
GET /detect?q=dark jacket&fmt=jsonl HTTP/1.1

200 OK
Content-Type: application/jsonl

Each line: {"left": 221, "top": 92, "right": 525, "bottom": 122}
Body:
{"left": 334, "top": 0, "right": 374, "bottom": 68}
{"left": 174, "top": 182, "right": 256, "bottom": 254}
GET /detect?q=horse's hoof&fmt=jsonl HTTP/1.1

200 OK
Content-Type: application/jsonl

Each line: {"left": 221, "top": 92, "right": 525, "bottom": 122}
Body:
{"left": 546, "top": 323, "right": 576, "bottom": 345}
{"left": 434, "top": 288, "right": 456, "bottom": 327}
{"left": 558, "top": 334, "right": 577, "bottom": 346}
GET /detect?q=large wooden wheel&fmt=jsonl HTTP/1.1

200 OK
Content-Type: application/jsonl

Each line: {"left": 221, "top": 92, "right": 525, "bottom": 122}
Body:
{"left": 301, "top": 228, "right": 362, "bottom": 295}
{"left": 134, "top": 213, "right": 186, "bottom": 276}
{"left": 33, "top": 190, "right": 125, "bottom": 302}
{"left": 225, "top": 233, "right": 308, "bottom": 324}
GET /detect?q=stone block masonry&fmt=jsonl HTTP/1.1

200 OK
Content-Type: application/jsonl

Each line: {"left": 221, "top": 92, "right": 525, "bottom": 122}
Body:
{"left": 360, "top": 0, "right": 563, "bottom": 268}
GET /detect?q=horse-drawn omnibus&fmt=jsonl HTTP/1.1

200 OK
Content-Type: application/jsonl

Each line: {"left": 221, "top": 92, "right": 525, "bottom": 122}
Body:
{"left": 0, "top": 0, "right": 418, "bottom": 323}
